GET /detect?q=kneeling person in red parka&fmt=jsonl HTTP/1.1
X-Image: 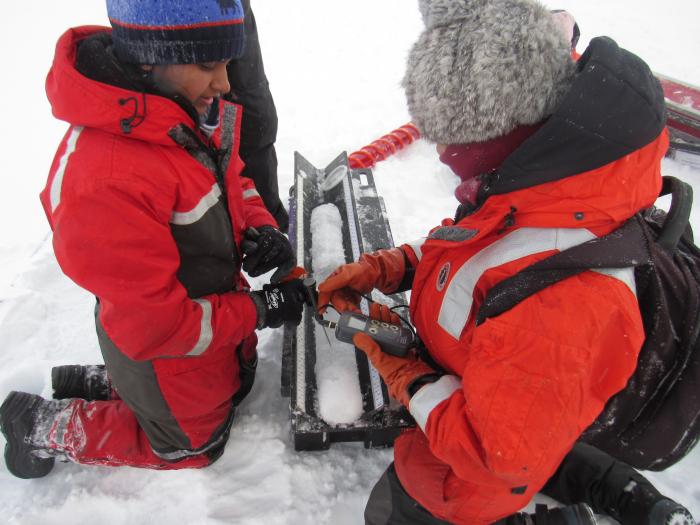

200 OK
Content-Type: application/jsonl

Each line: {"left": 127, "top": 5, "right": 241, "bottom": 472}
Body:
{"left": 0, "top": 0, "right": 307, "bottom": 478}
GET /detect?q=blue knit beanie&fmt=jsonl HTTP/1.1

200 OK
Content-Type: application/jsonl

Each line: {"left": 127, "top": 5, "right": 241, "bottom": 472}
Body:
{"left": 106, "top": 0, "right": 246, "bottom": 64}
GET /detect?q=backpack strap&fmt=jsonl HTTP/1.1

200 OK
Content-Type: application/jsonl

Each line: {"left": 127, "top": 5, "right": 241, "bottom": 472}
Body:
{"left": 475, "top": 218, "right": 649, "bottom": 325}
{"left": 657, "top": 176, "right": 693, "bottom": 251}
{"left": 475, "top": 176, "right": 693, "bottom": 326}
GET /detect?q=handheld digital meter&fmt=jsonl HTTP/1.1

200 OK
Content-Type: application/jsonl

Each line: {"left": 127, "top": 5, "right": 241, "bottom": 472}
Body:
{"left": 325, "top": 311, "right": 415, "bottom": 357}
{"left": 302, "top": 277, "right": 415, "bottom": 358}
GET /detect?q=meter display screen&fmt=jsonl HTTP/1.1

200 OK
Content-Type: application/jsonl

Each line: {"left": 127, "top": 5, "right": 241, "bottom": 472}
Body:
{"left": 347, "top": 315, "right": 367, "bottom": 331}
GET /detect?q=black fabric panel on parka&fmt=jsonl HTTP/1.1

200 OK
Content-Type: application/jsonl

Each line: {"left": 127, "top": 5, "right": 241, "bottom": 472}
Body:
{"left": 490, "top": 37, "right": 667, "bottom": 196}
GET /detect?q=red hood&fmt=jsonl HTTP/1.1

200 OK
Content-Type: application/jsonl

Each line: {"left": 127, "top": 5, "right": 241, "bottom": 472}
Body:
{"left": 46, "top": 26, "right": 196, "bottom": 146}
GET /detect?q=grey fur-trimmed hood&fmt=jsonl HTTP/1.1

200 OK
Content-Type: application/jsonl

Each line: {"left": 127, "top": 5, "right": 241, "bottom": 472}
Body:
{"left": 406, "top": 0, "right": 576, "bottom": 144}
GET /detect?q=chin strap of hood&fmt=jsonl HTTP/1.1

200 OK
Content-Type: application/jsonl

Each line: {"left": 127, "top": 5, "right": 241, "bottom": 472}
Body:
{"left": 117, "top": 93, "right": 147, "bottom": 134}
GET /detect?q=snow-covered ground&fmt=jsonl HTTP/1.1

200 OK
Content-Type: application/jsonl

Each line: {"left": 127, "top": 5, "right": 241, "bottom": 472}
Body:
{"left": 1, "top": 1, "right": 699, "bottom": 523}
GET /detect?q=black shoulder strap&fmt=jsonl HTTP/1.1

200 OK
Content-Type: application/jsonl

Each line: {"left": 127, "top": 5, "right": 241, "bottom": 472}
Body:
{"left": 475, "top": 176, "right": 693, "bottom": 326}
{"left": 658, "top": 176, "right": 694, "bottom": 251}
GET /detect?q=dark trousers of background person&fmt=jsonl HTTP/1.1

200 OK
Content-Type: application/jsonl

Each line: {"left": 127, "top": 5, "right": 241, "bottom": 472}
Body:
{"left": 365, "top": 442, "right": 672, "bottom": 525}
{"left": 225, "top": 0, "right": 289, "bottom": 232}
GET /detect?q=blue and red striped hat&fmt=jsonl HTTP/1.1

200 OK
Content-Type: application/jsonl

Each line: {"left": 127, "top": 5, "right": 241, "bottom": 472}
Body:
{"left": 106, "top": 0, "right": 245, "bottom": 64}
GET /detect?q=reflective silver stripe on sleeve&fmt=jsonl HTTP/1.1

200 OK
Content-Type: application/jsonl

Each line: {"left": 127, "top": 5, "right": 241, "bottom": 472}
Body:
{"left": 438, "top": 228, "right": 596, "bottom": 340}
{"left": 405, "top": 237, "right": 426, "bottom": 261}
{"left": 593, "top": 267, "right": 637, "bottom": 297}
{"left": 242, "top": 188, "right": 260, "bottom": 200}
{"left": 170, "top": 184, "right": 222, "bottom": 225}
{"left": 50, "top": 126, "right": 84, "bottom": 212}
{"left": 187, "top": 298, "right": 213, "bottom": 356}
{"left": 409, "top": 375, "right": 462, "bottom": 432}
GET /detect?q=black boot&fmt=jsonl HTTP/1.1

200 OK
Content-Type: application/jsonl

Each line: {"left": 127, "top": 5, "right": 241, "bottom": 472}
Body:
{"left": 542, "top": 443, "right": 696, "bottom": 525}
{"left": 0, "top": 391, "right": 57, "bottom": 479}
{"left": 51, "top": 364, "right": 111, "bottom": 400}
{"left": 500, "top": 503, "right": 597, "bottom": 525}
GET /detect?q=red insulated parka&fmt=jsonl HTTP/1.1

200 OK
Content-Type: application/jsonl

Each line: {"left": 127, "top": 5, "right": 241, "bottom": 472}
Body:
{"left": 38, "top": 27, "right": 275, "bottom": 463}
{"left": 394, "top": 37, "right": 670, "bottom": 524}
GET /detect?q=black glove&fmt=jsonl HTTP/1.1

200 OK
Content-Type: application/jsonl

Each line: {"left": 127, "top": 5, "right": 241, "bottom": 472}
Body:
{"left": 249, "top": 279, "right": 309, "bottom": 329}
{"left": 242, "top": 226, "right": 296, "bottom": 282}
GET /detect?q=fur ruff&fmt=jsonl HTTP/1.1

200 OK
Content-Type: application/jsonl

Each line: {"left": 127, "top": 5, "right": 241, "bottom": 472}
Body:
{"left": 405, "top": 0, "right": 576, "bottom": 144}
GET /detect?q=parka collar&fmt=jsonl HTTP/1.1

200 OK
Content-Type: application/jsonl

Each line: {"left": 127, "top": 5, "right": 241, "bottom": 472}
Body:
{"left": 483, "top": 36, "right": 667, "bottom": 199}
{"left": 447, "top": 37, "right": 668, "bottom": 236}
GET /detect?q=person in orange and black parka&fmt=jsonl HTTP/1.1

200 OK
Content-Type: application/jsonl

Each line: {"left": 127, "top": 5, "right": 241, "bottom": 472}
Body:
{"left": 318, "top": 1, "right": 696, "bottom": 524}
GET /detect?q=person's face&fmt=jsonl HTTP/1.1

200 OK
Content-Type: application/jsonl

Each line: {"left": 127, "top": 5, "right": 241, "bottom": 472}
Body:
{"left": 143, "top": 61, "right": 231, "bottom": 115}
{"left": 436, "top": 144, "right": 447, "bottom": 156}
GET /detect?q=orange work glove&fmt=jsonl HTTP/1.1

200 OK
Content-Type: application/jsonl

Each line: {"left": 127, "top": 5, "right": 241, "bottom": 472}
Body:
{"left": 278, "top": 265, "right": 307, "bottom": 283}
{"left": 318, "top": 247, "right": 407, "bottom": 314}
{"left": 368, "top": 302, "right": 402, "bottom": 326}
{"left": 352, "top": 332, "right": 436, "bottom": 407}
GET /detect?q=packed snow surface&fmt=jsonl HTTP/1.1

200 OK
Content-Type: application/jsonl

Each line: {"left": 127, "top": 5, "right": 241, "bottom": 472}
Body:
{"left": 1, "top": 1, "right": 699, "bottom": 524}
{"left": 310, "top": 204, "right": 363, "bottom": 425}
